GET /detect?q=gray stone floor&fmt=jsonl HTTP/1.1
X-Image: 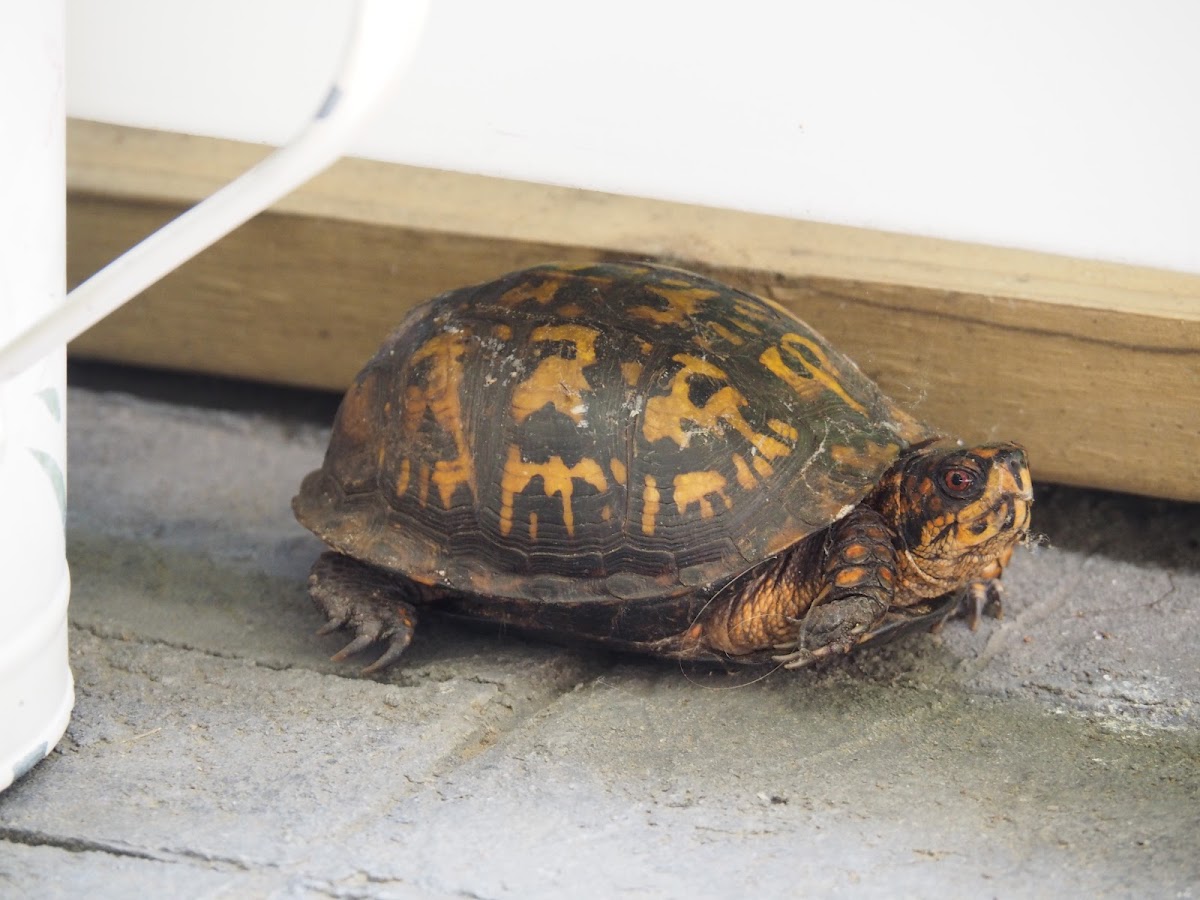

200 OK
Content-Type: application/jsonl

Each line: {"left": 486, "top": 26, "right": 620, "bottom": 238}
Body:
{"left": 1, "top": 368, "right": 1197, "bottom": 898}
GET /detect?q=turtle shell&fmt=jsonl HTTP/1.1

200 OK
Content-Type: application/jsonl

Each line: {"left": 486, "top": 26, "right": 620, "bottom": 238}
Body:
{"left": 294, "top": 262, "right": 933, "bottom": 608}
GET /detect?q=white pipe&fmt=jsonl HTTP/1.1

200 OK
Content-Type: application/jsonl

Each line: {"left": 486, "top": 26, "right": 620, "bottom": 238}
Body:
{"left": 0, "top": 0, "right": 431, "bottom": 381}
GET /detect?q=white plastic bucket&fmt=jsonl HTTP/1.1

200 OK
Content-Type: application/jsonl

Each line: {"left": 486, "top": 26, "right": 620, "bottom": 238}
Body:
{"left": 0, "top": 1, "right": 72, "bottom": 791}
{"left": 0, "top": 0, "right": 428, "bottom": 793}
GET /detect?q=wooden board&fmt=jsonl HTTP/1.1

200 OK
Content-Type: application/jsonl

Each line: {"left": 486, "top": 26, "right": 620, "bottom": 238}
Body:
{"left": 66, "top": 121, "right": 1200, "bottom": 501}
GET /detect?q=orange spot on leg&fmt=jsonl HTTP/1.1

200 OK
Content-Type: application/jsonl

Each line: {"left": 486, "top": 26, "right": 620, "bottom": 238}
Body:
{"left": 842, "top": 543, "right": 869, "bottom": 563}
{"left": 834, "top": 566, "right": 870, "bottom": 588}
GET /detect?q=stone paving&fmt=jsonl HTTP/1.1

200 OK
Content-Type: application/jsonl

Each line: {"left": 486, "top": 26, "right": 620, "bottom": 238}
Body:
{"left": 1, "top": 373, "right": 1196, "bottom": 898}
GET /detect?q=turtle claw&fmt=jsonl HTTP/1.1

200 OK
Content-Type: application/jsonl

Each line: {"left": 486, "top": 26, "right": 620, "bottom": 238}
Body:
{"left": 361, "top": 629, "right": 415, "bottom": 675}
{"left": 330, "top": 630, "right": 380, "bottom": 663}
{"left": 964, "top": 579, "right": 1005, "bottom": 631}
{"left": 307, "top": 552, "right": 420, "bottom": 674}
{"left": 321, "top": 598, "right": 417, "bottom": 674}
{"left": 772, "top": 648, "right": 815, "bottom": 670}
{"left": 772, "top": 624, "right": 817, "bottom": 668}
{"left": 772, "top": 639, "right": 855, "bottom": 670}
{"left": 316, "top": 617, "right": 347, "bottom": 636}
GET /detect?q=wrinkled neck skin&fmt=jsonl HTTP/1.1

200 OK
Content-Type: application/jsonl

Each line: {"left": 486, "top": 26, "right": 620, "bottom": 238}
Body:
{"left": 688, "top": 440, "right": 1032, "bottom": 659}
{"left": 866, "top": 440, "right": 1032, "bottom": 606}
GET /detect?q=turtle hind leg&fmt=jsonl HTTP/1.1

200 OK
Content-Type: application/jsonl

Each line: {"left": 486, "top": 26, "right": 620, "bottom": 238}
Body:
{"left": 307, "top": 551, "right": 418, "bottom": 674}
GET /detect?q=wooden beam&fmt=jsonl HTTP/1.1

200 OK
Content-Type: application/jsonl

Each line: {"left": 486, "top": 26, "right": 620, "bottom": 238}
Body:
{"left": 66, "top": 120, "right": 1199, "bottom": 502}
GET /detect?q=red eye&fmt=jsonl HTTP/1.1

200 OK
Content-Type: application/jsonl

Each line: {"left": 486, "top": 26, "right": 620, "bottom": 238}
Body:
{"left": 940, "top": 466, "right": 979, "bottom": 498}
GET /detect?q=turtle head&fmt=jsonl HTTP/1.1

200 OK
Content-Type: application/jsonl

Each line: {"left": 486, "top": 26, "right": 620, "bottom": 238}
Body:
{"left": 871, "top": 440, "right": 1033, "bottom": 599}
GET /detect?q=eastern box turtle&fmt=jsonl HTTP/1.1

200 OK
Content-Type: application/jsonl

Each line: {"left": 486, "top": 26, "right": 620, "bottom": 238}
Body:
{"left": 294, "top": 261, "right": 1032, "bottom": 673}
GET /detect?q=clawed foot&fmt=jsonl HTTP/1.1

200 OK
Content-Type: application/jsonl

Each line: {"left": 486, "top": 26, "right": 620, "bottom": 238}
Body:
{"left": 770, "top": 594, "right": 883, "bottom": 670}
{"left": 962, "top": 578, "right": 1004, "bottom": 630}
{"left": 315, "top": 600, "right": 415, "bottom": 674}
{"left": 771, "top": 640, "right": 854, "bottom": 670}
{"left": 772, "top": 591, "right": 974, "bottom": 668}
{"left": 308, "top": 552, "right": 418, "bottom": 674}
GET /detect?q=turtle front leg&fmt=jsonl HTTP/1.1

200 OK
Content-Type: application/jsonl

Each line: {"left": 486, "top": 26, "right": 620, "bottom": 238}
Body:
{"left": 962, "top": 577, "right": 1005, "bottom": 630}
{"left": 772, "top": 508, "right": 898, "bottom": 669}
{"left": 307, "top": 552, "right": 419, "bottom": 674}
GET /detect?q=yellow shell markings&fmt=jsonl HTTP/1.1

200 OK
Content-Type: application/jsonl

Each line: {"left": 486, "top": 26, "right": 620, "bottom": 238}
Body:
{"left": 510, "top": 324, "right": 600, "bottom": 425}
{"left": 641, "top": 475, "right": 661, "bottom": 535}
{"left": 673, "top": 470, "right": 732, "bottom": 520}
{"left": 634, "top": 354, "right": 795, "bottom": 535}
{"left": 642, "top": 354, "right": 790, "bottom": 461}
{"left": 494, "top": 267, "right": 631, "bottom": 310}
{"left": 499, "top": 444, "right": 608, "bottom": 538}
{"left": 731, "top": 296, "right": 773, "bottom": 322}
{"left": 729, "top": 318, "right": 762, "bottom": 336}
{"left": 417, "top": 461, "right": 432, "bottom": 507}
{"left": 627, "top": 284, "right": 720, "bottom": 325}
{"left": 706, "top": 321, "right": 746, "bottom": 346}
{"left": 609, "top": 457, "right": 627, "bottom": 486}
{"left": 752, "top": 454, "right": 774, "bottom": 479}
{"left": 496, "top": 277, "right": 562, "bottom": 308}
{"left": 399, "top": 330, "right": 476, "bottom": 508}
{"left": 768, "top": 419, "right": 799, "bottom": 441}
{"left": 830, "top": 440, "right": 901, "bottom": 472}
{"left": 760, "top": 332, "right": 869, "bottom": 418}
{"left": 731, "top": 453, "right": 757, "bottom": 491}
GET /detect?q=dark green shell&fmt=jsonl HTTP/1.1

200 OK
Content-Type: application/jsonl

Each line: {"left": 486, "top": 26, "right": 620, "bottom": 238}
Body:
{"left": 293, "top": 262, "right": 932, "bottom": 607}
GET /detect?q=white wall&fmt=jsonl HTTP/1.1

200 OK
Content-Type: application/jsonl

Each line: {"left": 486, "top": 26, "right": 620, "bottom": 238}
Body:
{"left": 67, "top": 0, "right": 1200, "bottom": 275}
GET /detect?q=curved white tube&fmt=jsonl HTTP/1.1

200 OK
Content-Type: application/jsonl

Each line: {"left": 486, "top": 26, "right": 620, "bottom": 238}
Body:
{"left": 0, "top": 0, "right": 431, "bottom": 381}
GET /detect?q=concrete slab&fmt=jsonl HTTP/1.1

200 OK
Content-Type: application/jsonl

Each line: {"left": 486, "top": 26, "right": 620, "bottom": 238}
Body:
{"left": 1, "top": 372, "right": 1197, "bottom": 897}
{"left": 0, "top": 843, "right": 243, "bottom": 899}
{"left": 2, "top": 628, "right": 587, "bottom": 868}
{"left": 299, "top": 664, "right": 1198, "bottom": 898}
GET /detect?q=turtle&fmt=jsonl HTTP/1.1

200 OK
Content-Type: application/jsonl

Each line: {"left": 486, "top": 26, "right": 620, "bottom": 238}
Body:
{"left": 293, "top": 261, "right": 1032, "bottom": 674}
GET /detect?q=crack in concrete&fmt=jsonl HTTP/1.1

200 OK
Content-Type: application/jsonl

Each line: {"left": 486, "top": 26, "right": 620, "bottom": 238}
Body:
{"left": 303, "top": 872, "right": 501, "bottom": 900}
{"left": 68, "top": 620, "right": 402, "bottom": 680}
{"left": 0, "top": 827, "right": 165, "bottom": 863}
{"left": 427, "top": 665, "right": 611, "bottom": 779}
{"left": 69, "top": 621, "right": 282, "bottom": 669}
{"left": 0, "top": 827, "right": 257, "bottom": 872}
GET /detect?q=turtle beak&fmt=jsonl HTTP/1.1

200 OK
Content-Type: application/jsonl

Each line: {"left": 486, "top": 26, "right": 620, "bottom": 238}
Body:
{"left": 994, "top": 443, "right": 1033, "bottom": 501}
{"left": 990, "top": 443, "right": 1033, "bottom": 533}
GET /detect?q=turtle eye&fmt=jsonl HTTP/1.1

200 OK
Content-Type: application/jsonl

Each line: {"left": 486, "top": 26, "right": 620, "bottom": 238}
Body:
{"left": 939, "top": 465, "right": 981, "bottom": 500}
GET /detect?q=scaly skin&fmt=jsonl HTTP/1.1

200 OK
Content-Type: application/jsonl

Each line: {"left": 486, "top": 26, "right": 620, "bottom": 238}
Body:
{"left": 693, "top": 440, "right": 1032, "bottom": 666}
